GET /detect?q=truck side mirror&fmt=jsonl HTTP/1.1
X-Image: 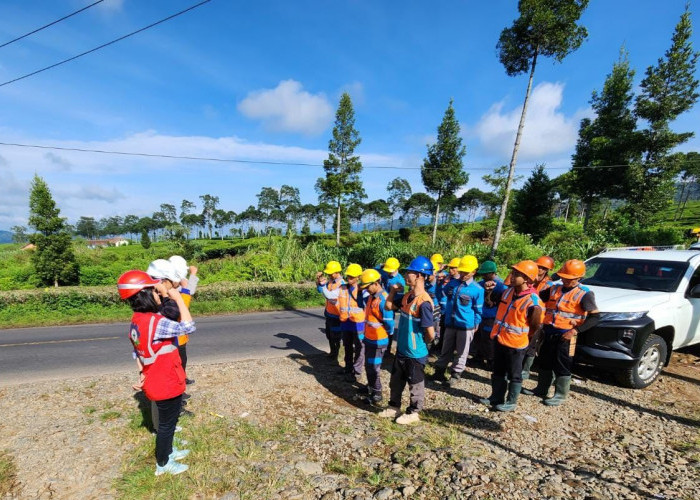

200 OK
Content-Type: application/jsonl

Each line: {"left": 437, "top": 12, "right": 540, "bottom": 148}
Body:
{"left": 690, "top": 284, "right": 700, "bottom": 298}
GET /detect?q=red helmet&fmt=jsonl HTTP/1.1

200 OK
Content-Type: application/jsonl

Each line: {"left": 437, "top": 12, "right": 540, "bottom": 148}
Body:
{"left": 117, "top": 270, "right": 160, "bottom": 299}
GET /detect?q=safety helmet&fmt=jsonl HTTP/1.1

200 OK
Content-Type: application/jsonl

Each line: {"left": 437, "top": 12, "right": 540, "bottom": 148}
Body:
{"left": 169, "top": 255, "right": 188, "bottom": 282}
{"left": 556, "top": 259, "right": 586, "bottom": 279}
{"left": 447, "top": 257, "right": 462, "bottom": 268}
{"left": 323, "top": 261, "right": 342, "bottom": 275}
{"left": 458, "top": 255, "right": 479, "bottom": 273}
{"left": 147, "top": 259, "right": 179, "bottom": 282}
{"left": 382, "top": 257, "right": 400, "bottom": 273}
{"left": 345, "top": 263, "right": 363, "bottom": 278}
{"left": 359, "top": 269, "right": 382, "bottom": 288}
{"left": 536, "top": 256, "right": 555, "bottom": 271}
{"left": 117, "top": 270, "right": 160, "bottom": 300}
{"left": 477, "top": 260, "right": 498, "bottom": 275}
{"left": 430, "top": 253, "right": 444, "bottom": 265}
{"left": 404, "top": 256, "right": 434, "bottom": 276}
{"left": 511, "top": 260, "right": 539, "bottom": 282}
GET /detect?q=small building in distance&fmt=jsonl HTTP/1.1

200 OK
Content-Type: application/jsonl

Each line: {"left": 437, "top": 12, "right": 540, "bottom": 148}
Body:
{"left": 86, "top": 237, "right": 129, "bottom": 249}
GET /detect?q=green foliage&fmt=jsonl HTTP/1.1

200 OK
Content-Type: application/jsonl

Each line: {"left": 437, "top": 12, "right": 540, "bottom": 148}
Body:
{"left": 511, "top": 165, "right": 554, "bottom": 242}
{"left": 492, "top": 232, "right": 542, "bottom": 265}
{"left": 140, "top": 229, "right": 151, "bottom": 249}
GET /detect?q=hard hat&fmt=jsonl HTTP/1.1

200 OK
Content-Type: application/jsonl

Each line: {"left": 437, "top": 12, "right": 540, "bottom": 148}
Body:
{"left": 345, "top": 263, "right": 363, "bottom": 278}
{"left": 382, "top": 257, "right": 400, "bottom": 273}
{"left": 447, "top": 257, "right": 462, "bottom": 268}
{"left": 536, "top": 256, "right": 555, "bottom": 270}
{"left": 117, "top": 270, "right": 160, "bottom": 300}
{"left": 477, "top": 260, "right": 498, "bottom": 274}
{"left": 169, "top": 255, "right": 188, "bottom": 281}
{"left": 404, "top": 256, "right": 434, "bottom": 276}
{"left": 511, "top": 260, "right": 539, "bottom": 282}
{"left": 430, "top": 253, "right": 444, "bottom": 265}
{"left": 359, "top": 269, "right": 382, "bottom": 288}
{"left": 323, "top": 261, "right": 342, "bottom": 274}
{"left": 458, "top": 255, "right": 479, "bottom": 273}
{"left": 147, "top": 259, "right": 179, "bottom": 282}
{"left": 556, "top": 259, "right": 586, "bottom": 279}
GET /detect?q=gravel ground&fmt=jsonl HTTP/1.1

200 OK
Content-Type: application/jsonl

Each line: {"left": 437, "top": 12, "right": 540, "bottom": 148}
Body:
{"left": 1, "top": 344, "right": 699, "bottom": 499}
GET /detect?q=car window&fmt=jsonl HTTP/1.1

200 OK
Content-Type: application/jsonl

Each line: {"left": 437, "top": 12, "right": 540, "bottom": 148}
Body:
{"left": 581, "top": 258, "right": 688, "bottom": 292}
{"left": 686, "top": 267, "right": 700, "bottom": 295}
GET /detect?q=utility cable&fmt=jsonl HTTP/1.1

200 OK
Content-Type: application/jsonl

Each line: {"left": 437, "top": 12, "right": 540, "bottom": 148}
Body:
{"left": 0, "top": 141, "right": 694, "bottom": 172}
{"left": 0, "top": 1, "right": 105, "bottom": 49}
{"left": 0, "top": 0, "right": 212, "bottom": 88}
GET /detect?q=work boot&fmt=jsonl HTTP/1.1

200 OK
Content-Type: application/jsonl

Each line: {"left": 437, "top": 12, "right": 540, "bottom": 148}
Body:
{"left": 495, "top": 382, "right": 522, "bottom": 412}
{"left": 447, "top": 373, "right": 460, "bottom": 388}
{"left": 378, "top": 406, "right": 401, "bottom": 419}
{"left": 185, "top": 378, "right": 195, "bottom": 385}
{"left": 478, "top": 375, "right": 507, "bottom": 406}
{"left": 521, "top": 355, "right": 535, "bottom": 381}
{"left": 522, "top": 369, "right": 553, "bottom": 396}
{"left": 544, "top": 376, "right": 571, "bottom": 406}
{"left": 430, "top": 366, "right": 445, "bottom": 381}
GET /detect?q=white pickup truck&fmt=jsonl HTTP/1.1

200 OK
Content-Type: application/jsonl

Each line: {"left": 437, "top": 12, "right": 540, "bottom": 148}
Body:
{"left": 576, "top": 249, "right": 700, "bottom": 388}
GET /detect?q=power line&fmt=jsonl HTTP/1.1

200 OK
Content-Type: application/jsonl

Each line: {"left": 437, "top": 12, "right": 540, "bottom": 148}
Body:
{"left": 0, "top": 0, "right": 212, "bottom": 88}
{"left": 0, "top": 0, "right": 105, "bottom": 49}
{"left": 1, "top": 140, "right": 695, "bottom": 172}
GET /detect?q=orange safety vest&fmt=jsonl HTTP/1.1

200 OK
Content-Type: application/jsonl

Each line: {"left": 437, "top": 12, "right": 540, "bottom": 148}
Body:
{"left": 130, "top": 312, "right": 186, "bottom": 401}
{"left": 534, "top": 278, "right": 551, "bottom": 294}
{"left": 339, "top": 285, "right": 365, "bottom": 323}
{"left": 544, "top": 284, "right": 589, "bottom": 330}
{"left": 491, "top": 288, "right": 542, "bottom": 349}
{"left": 177, "top": 293, "right": 192, "bottom": 346}
{"left": 364, "top": 291, "right": 389, "bottom": 342}
{"left": 324, "top": 278, "right": 343, "bottom": 317}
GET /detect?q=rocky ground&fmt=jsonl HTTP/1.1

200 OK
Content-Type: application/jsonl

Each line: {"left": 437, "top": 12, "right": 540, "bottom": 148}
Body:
{"left": 1, "top": 344, "right": 699, "bottom": 499}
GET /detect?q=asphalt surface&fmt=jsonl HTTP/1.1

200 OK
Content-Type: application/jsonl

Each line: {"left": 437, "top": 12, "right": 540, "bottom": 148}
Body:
{"left": 0, "top": 308, "right": 329, "bottom": 386}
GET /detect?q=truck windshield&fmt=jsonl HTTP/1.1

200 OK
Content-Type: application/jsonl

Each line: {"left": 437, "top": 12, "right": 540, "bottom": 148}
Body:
{"left": 581, "top": 258, "right": 688, "bottom": 292}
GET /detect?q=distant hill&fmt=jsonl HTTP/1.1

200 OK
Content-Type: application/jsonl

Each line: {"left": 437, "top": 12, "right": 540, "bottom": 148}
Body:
{"left": 0, "top": 231, "right": 12, "bottom": 244}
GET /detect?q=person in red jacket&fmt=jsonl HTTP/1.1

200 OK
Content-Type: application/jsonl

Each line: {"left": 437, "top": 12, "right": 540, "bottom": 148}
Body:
{"left": 118, "top": 270, "right": 196, "bottom": 477}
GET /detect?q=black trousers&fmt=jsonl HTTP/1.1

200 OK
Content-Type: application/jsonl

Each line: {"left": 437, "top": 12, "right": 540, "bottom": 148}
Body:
{"left": 538, "top": 327, "right": 573, "bottom": 376}
{"left": 493, "top": 341, "right": 527, "bottom": 383}
{"left": 325, "top": 317, "right": 342, "bottom": 354}
{"left": 178, "top": 345, "right": 188, "bottom": 372}
{"left": 155, "top": 395, "right": 183, "bottom": 466}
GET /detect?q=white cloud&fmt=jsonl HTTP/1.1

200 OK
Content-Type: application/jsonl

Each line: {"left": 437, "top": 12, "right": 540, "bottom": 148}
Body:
{"left": 44, "top": 152, "right": 72, "bottom": 171}
{"left": 473, "top": 82, "right": 591, "bottom": 163}
{"left": 238, "top": 80, "right": 334, "bottom": 135}
{"left": 58, "top": 185, "right": 125, "bottom": 203}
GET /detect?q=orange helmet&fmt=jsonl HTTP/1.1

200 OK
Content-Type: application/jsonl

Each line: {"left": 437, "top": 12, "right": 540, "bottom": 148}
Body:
{"left": 511, "top": 260, "right": 539, "bottom": 282}
{"left": 536, "top": 256, "right": 555, "bottom": 270}
{"left": 117, "top": 270, "right": 160, "bottom": 299}
{"left": 556, "top": 259, "right": 586, "bottom": 279}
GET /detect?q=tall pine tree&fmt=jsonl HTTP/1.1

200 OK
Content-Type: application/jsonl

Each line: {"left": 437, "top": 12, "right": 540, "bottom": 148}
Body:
{"left": 511, "top": 165, "right": 554, "bottom": 242}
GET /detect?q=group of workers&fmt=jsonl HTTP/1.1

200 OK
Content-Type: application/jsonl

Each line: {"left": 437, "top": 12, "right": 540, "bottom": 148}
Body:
{"left": 316, "top": 253, "right": 600, "bottom": 424}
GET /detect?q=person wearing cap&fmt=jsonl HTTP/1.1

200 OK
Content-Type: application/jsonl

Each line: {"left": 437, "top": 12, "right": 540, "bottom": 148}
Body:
{"left": 433, "top": 255, "right": 483, "bottom": 387}
{"left": 359, "top": 269, "right": 395, "bottom": 404}
{"left": 338, "top": 264, "right": 367, "bottom": 383}
{"left": 473, "top": 260, "right": 507, "bottom": 370}
{"left": 169, "top": 255, "right": 199, "bottom": 385}
{"left": 520, "top": 256, "right": 554, "bottom": 383}
{"left": 524, "top": 259, "right": 600, "bottom": 406}
{"left": 433, "top": 257, "right": 462, "bottom": 354}
{"left": 479, "top": 261, "right": 543, "bottom": 412}
{"left": 379, "top": 257, "right": 405, "bottom": 356}
{"left": 117, "top": 270, "right": 195, "bottom": 476}
{"left": 379, "top": 256, "right": 435, "bottom": 425}
{"left": 316, "top": 261, "right": 344, "bottom": 360}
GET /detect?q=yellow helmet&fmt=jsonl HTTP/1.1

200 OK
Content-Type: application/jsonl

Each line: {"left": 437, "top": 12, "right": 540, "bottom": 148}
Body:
{"left": 345, "top": 263, "right": 363, "bottom": 278}
{"left": 431, "top": 253, "right": 444, "bottom": 265}
{"left": 457, "top": 255, "right": 479, "bottom": 273}
{"left": 447, "top": 257, "right": 461, "bottom": 268}
{"left": 323, "top": 261, "right": 342, "bottom": 274}
{"left": 382, "top": 257, "right": 400, "bottom": 273}
{"left": 359, "top": 269, "right": 382, "bottom": 288}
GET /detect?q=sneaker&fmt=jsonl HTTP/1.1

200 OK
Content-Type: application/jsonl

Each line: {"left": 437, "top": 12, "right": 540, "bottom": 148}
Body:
{"left": 182, "top": 393, "right": 191, "bottom": 400}
{"left": 155, "top": 459, "right": 189, "bottom": 476}
{"left": 378, "top": 406, "right": 401, "bottom": 419}
{"left": 447, "top": 374, "right": 460, "bottom": 388}
{"left": 175, "top": 426, "right": 183, "bottom": 433}
{"left": 169, "top": 447, "right": 190, "bottom": 461}
{"left": 185, "top": 378, "right": 195, "bottom": 385}
{"left": 395, "top": 412, "right": 420, "bottom": 425}
{"left": 174, "top": 437, "right": 188, "bottom": 446}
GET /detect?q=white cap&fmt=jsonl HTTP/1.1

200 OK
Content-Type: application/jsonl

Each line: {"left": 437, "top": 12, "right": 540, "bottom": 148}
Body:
{"left": 169, "top": 255, "right": 188, "bottom": 282}
{"left": 146, "top": 259, "right": 178, "bottom": 281}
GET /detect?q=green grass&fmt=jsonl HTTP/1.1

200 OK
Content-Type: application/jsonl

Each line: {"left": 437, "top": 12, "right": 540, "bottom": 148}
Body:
{"left": 660, "top": 200, "right": 700, "bottom": 228}
{"left": 0, "top": 451, "right": 19, "bottom": 497}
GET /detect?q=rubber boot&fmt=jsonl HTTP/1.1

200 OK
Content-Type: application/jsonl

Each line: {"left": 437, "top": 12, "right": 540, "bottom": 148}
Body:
{"left": 479, "top": 375, "right": 507, "bottom": 406}
{"left": 495, "top": 382, "right": 521, "bottom": 412}
{"left": 544, "top": 376, "right": 571, "bottom": 406}
{"left": 521, "top": 355, "right": 535, "bottom": 381}
{"left": 522, "top": 369, "right": 553, "bottom": 396}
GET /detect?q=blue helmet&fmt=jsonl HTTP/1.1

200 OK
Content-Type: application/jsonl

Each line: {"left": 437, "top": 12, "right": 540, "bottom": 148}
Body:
{"left": 404, "top": 256, "right": 434, "bottom": 276}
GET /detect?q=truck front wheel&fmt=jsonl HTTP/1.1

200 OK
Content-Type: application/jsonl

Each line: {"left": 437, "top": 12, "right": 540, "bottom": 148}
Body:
{"left": 616, "top": 333, "right": 668, "bottom": 389}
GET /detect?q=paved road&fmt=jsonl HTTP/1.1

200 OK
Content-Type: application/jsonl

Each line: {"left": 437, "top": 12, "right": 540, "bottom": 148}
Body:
{"left": 0, "top": 308, "right": 329, "bottom": 386}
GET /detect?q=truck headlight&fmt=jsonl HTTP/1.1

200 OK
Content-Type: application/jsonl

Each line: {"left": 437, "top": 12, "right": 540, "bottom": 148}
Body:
{"left": 599, "top": 311, "right": 647, "bottom": 321}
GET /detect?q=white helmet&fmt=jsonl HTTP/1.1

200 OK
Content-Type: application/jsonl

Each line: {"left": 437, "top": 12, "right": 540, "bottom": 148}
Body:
{"left": 146, "top": 259, "right": 179, "bottom": 282}
{"left": 169, "top": 255, "right": 188, "bottom": 282}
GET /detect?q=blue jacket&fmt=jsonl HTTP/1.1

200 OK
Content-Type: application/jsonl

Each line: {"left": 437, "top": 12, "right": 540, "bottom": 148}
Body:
{"left": 438, "top": 277, "right": 461, "bottom": 313}
{"left": 379, "top": 268, "right": 406, "bottom": 291}
{"left": 444, "top": 279, "right": 484, "bottom": 330}
{"left": 479, "top": 276, "right": 507, "bottom": 321}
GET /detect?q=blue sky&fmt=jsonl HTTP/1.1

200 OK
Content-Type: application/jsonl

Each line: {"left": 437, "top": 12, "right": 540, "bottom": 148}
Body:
{"left": 0, "top": 0, "right": 698, "bottom": 230}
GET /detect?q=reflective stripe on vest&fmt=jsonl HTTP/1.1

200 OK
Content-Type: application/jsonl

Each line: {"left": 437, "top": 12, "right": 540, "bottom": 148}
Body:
{"left": 132, "top": 314, "right": 178, "bottom": 366}
{"left": 339, "top": 286, "right": 365, "bottom": 323}
{"left": 324, "top": 279, "right": 342, "bottom": 317}
{"left": 491, "top": 288, "right": 539, "bottom": 349}
{"left": 544, "top": 284, "right": 588, "bottom": 330}
{"left": 364, "top": 291, "right": 388, "bottom": 341}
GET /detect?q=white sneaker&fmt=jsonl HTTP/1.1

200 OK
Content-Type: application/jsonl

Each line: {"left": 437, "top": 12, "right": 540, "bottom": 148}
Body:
{"left": 395, "top": 412, "right": 420, "bottom": 425}
{"left": 175, "top": 426, "right": 183, "bottom": 433}
{"left": 155, "top": 459, "right": 189, "bottom": 476}
{"left": 169, "top": 447, "right": 190, "bottom": 461}
{"left": 378, "top": 406, "right": 401, "bottom": 419}
{"left": 174, "top": 437, "right": 189, "bottom": 446}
